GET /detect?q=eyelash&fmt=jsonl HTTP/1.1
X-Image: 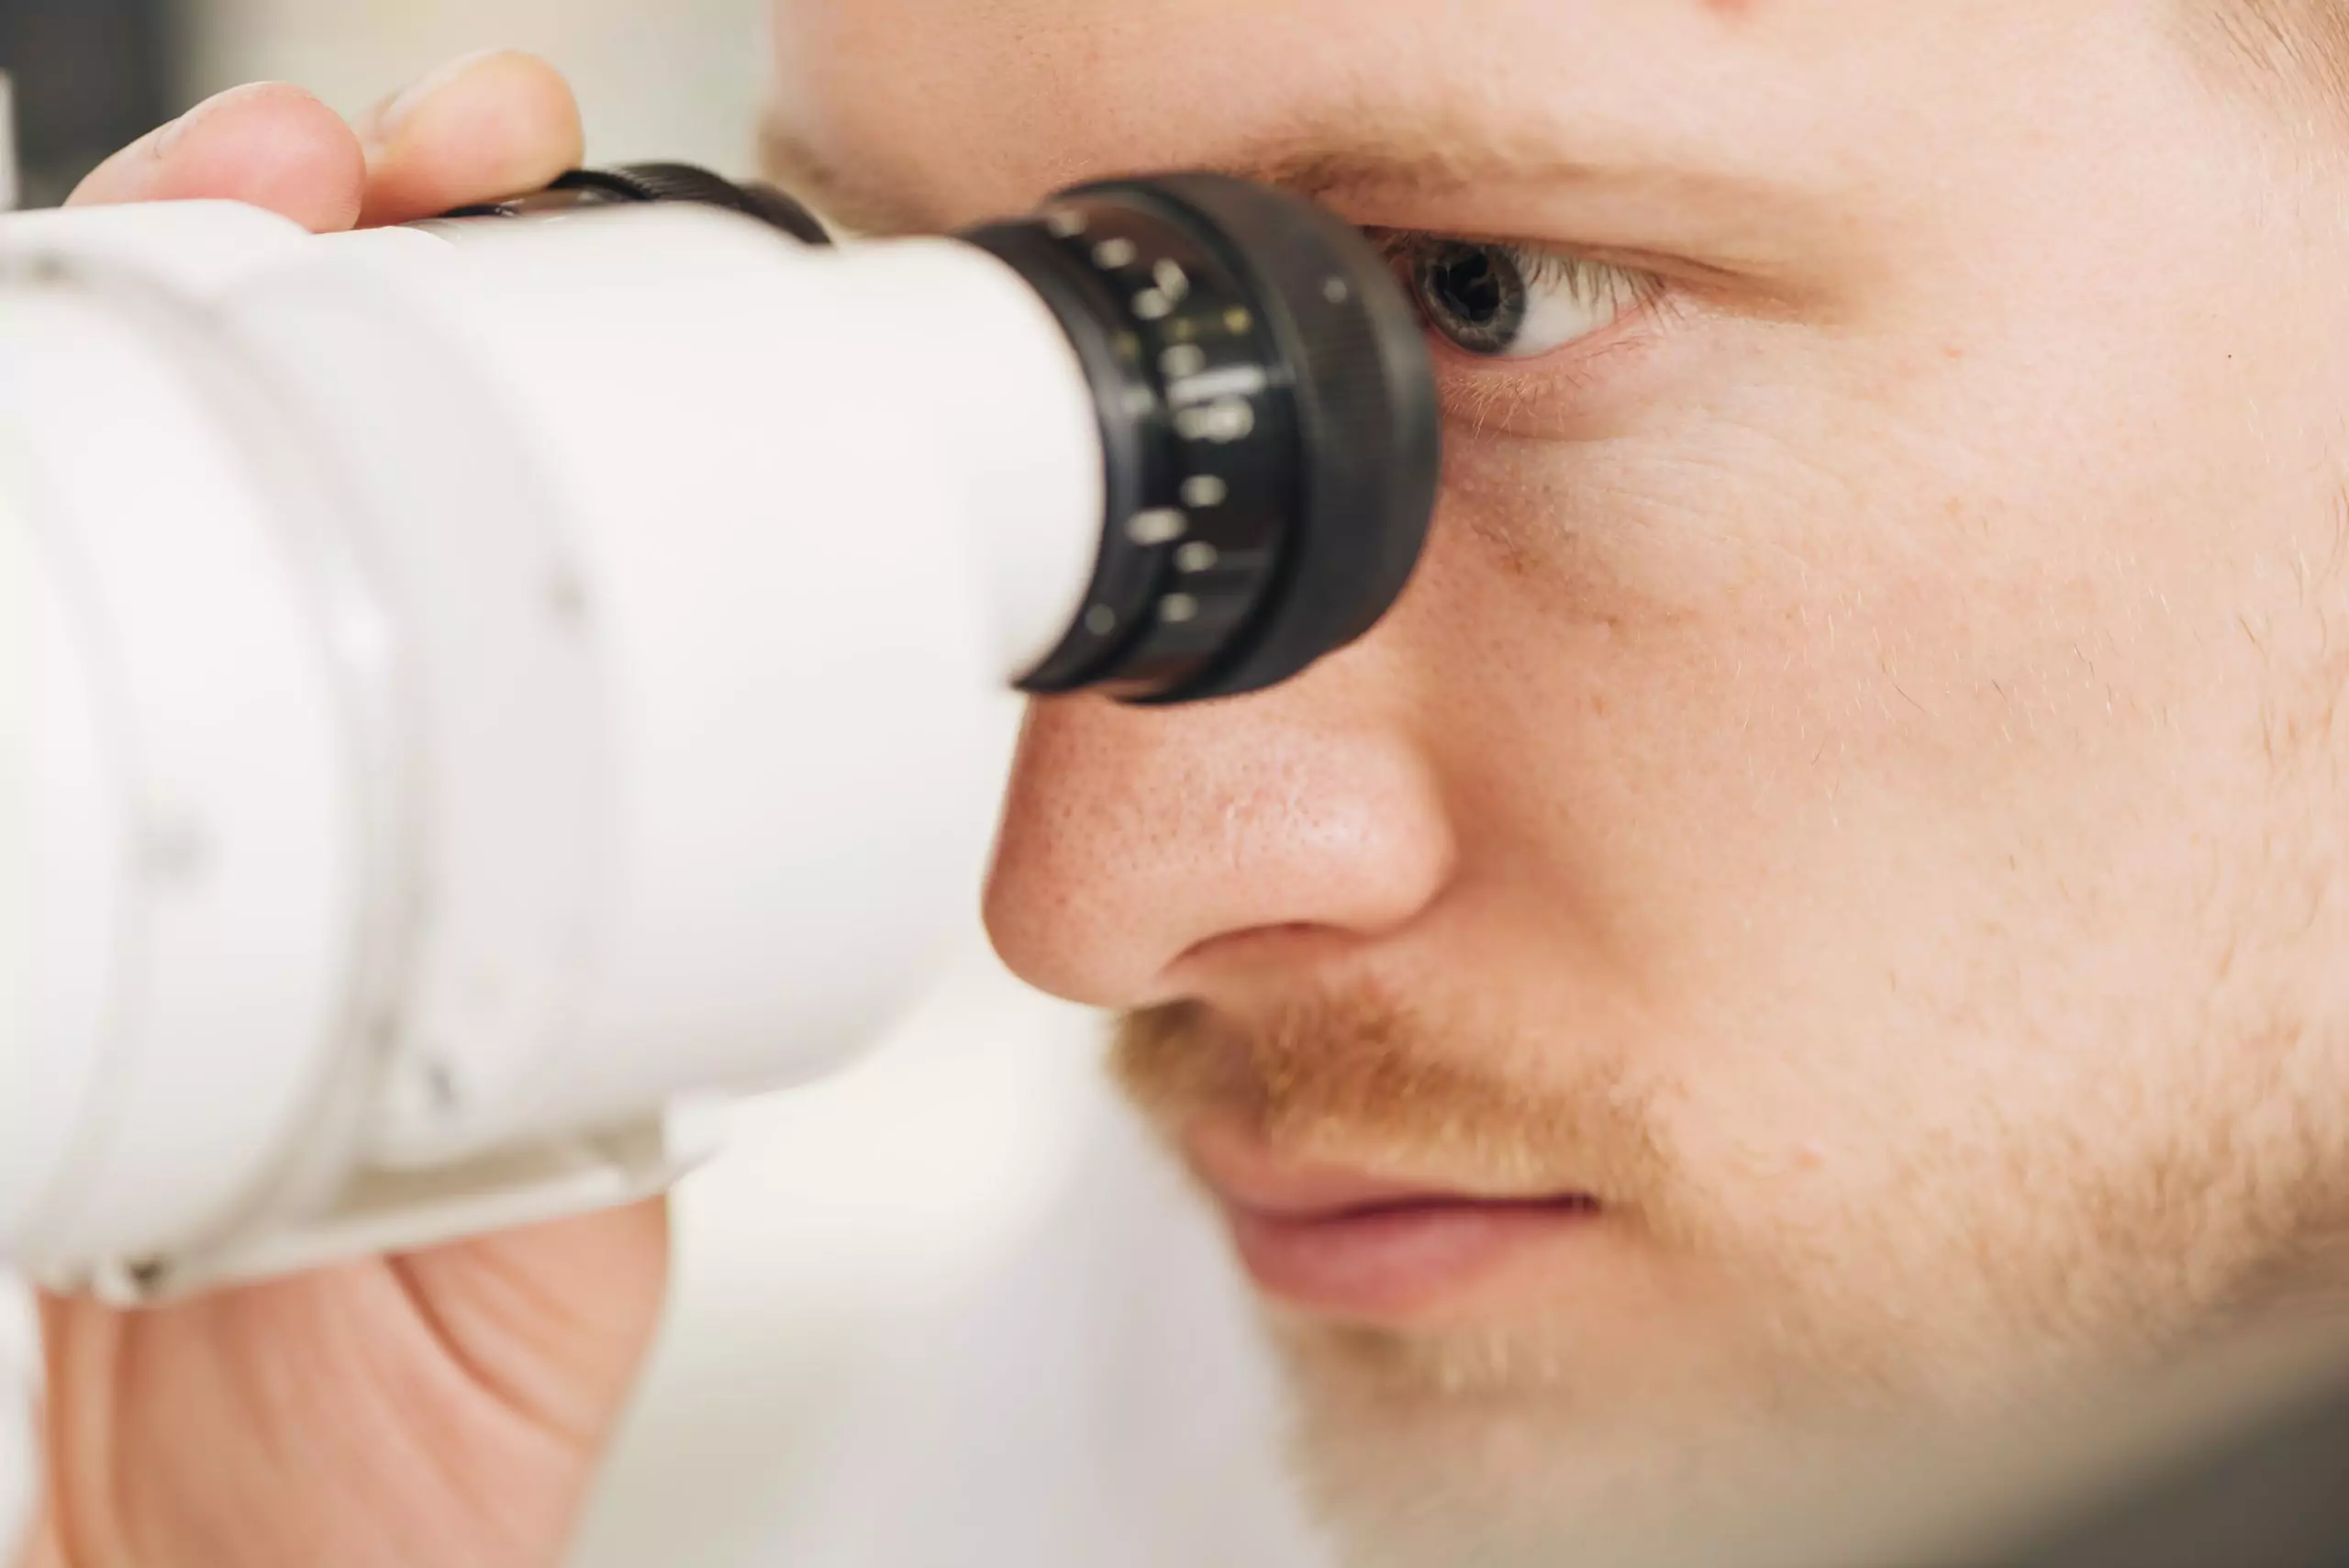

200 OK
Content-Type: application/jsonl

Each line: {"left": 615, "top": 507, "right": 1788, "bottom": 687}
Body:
{"left": 1471, "top": 246, "right": 1658, "bottom": 323}
{"left": 1378, "top": 230, "right": 1665, "bottom": 347}
{"left": 1367, "top": 228, "right": 1675, "bottom": 430}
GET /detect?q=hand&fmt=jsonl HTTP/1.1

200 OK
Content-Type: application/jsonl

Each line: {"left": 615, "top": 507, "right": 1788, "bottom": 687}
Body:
{"left": 67, "top": 49, "right": 586, "bottom": 229}
{"left": 24, "top": 55, "right": 673, "bottom": 1568}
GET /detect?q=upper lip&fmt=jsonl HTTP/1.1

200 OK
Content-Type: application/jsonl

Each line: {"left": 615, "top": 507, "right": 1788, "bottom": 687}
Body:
{"left": 1183, "top": 1118, "right": 1595, "bottom": 1221}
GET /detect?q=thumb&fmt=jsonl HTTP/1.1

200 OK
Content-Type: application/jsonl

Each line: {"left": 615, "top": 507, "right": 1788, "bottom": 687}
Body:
{"left": 352, "top": 50, "right": 585, "bottom": 228}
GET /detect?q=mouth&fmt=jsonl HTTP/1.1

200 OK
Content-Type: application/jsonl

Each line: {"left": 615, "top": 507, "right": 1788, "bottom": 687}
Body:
{"left": 1183, "top": 1118, "right": 1603, "bottom": 1323}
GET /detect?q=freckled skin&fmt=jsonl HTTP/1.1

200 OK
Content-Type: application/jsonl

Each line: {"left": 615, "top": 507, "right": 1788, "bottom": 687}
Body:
{"left": 776, "top": 0, "right": 2349, "bottom": 1553}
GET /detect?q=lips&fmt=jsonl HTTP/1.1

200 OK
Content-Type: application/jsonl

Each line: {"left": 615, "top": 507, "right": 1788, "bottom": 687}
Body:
{"left": 1184, "top": 1118, "right": 1602, "bottom": 1322}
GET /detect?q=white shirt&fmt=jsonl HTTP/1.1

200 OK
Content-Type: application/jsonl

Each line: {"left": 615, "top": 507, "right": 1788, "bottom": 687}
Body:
{"left": 750, "top": 1119, "right": 1333, "bottom": 1568}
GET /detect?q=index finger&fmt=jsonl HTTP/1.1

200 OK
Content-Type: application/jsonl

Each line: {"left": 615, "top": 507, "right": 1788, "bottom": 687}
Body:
{"left": 68, "top": 83, "right": 368, "bottom": 232}
{"left": 352, "top": 50, "right": 585, "bottom": 228}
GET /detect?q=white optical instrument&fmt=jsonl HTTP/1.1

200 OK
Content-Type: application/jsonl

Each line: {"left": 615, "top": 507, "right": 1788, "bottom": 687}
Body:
{"left": 0, "top": 164, "right": 1438, "bottom": 1302}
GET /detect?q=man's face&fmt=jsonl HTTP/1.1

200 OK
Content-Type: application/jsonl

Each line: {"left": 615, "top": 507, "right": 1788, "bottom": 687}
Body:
{"left": 772, "top": 1, "right": 2349, "bottom": 1558}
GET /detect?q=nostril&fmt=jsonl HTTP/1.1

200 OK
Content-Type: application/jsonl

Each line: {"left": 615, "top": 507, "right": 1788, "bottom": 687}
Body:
{"left": 1171, "top": 921, "right": 1366, "bottom": 977}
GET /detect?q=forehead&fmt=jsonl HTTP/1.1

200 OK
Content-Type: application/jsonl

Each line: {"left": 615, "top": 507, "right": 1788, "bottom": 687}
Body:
{"left": 769, "top": 0, "right": 2185, "bottom": 228}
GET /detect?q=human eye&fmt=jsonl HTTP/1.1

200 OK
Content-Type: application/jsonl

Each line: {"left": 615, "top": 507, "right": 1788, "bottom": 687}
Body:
{"left": 1380, "top": 232, "right": 1665, "bottom": 361}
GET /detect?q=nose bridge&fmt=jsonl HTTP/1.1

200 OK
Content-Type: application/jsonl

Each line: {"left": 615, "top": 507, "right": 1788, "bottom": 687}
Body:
{"left": 984, "top": 669, "right": 1455, "bottom": 1009}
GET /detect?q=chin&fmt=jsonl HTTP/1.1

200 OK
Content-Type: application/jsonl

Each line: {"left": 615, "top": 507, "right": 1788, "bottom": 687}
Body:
{"left": 1273, "top": 1321, "right": 1711, "bottom": 1568}
{"left": 1264, "top": 1313, "right": 1958, "bottom": 1568}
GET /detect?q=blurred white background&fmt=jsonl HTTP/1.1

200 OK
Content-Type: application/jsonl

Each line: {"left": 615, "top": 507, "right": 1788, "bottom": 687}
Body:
{"left": 177, "top": 9, "right": 1120, "bottom": 1565}
{"left": 188, "top": 0, "right": 777, "bottom": 171}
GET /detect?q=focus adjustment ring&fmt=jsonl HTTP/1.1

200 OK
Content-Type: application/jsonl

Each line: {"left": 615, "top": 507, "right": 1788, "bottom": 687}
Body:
{"left": 969, "top": 173, "right": 1439, "bottom": 706}
{"left": 969, "top": 195, "right": 1302, "bottom": 702}
{"left": 551, "top": 165, "right": 833, "bottom": 246}
{"left": 442, "top": 165, "right": 834, "bottom": 245}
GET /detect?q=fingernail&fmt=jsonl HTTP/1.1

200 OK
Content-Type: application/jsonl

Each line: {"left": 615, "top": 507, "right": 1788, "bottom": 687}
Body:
{"left": 362, "top": 49, "right": 504, "bottom": 149}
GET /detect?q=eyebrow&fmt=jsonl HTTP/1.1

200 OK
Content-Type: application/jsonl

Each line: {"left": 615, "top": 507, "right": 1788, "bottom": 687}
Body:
{"left": 761, "top": 95, "right": 1786, "bottom": 240}
{"left": 1214, "top": 104, "right": 1632, "bottom": 203}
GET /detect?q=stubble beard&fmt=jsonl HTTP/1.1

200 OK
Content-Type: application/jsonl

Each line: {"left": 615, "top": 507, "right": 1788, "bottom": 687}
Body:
{"left": 1113, "top": 968, "right": 2349, "bottom": 1568}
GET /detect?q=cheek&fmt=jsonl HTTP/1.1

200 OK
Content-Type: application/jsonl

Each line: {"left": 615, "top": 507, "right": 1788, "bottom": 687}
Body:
{"left": 1403, "top": 403, "right": 2329, "bottom": 1368}
{"left": 1415, "top": 385, "right": 2303, "bottom": 1188}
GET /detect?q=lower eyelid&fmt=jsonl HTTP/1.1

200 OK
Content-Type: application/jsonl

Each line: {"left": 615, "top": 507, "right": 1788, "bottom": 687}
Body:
{"left": 1428, "top": 318, "right": 1673, "bottom": 434}
{"left": 1433, "top": 370, "right": 1560, "bottom": 435}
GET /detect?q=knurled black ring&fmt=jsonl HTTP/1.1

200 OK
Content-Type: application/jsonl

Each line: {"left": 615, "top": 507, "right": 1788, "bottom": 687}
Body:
{"left": 968, "top": 195, "right": 1300, "bottom": 700}
{"left": 442, "top": 165, "right": 833, "bottom": 246}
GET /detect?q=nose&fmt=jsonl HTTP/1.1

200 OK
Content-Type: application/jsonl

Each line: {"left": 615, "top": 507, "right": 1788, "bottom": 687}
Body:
{"left": 984, "top": 660, "right": 1455, "bottom": 1010}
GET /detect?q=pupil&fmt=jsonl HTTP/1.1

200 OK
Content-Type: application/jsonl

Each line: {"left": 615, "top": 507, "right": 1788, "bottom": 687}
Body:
{"left": 1415, "top": 240, "right": 1526, "bottom": 354}
{"left": 1434, "top": 251, "right": 1504, "bottom": 325}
